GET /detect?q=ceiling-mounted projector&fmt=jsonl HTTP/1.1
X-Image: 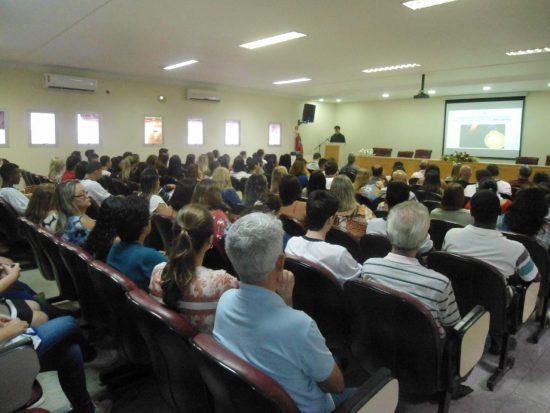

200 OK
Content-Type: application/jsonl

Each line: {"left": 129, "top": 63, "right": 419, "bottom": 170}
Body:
{"left": 414, "top": 74, "right": 430, "bottom": 99}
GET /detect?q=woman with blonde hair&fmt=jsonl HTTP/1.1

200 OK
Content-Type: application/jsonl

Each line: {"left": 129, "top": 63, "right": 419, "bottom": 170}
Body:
{"left": 48, "top": 157, "right": 65, "bottom": 183}
{"left": 119, "top": 156, "right": 133, "bottom": 183}
{"left": 329, "top": 175, "right": 374, "bottom": 240}
{"left": 149, "top": 204, "right": 238, "bottom": 333}
{"left": 269, "top": 165, "right": 288, "bottom": 195}
{"left": 353, "top": 168, "right": 371, "bottom": 194}
{"left": 211, "top": 166, "right": 242, "bottom": 208}
{"left": 197, "top": 154, "right": 210, "bottom": 177}
{"left": 52, "top": 180, "right": 95, "bottom": 246}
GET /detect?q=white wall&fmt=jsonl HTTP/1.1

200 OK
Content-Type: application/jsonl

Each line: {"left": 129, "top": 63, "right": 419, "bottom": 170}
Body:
{"left": 0, "top": 66, "right": 315, "bottom": 174}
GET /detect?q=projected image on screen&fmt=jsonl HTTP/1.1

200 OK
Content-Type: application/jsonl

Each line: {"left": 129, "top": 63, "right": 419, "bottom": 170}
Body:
{"left": 459, "top": 124, "right": 506, "bottom": 149}
{"left": 443, "top": 98, "right": 524, "bottom": 159}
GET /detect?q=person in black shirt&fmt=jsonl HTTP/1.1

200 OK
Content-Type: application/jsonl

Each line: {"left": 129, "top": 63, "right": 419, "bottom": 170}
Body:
{"left": 330, "top": 125, "right": 346, "bottom": 143}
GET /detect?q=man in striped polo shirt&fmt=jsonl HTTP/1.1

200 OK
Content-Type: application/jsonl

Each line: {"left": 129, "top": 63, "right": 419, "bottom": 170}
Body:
{"left": 361, "top": 201, "right": 461, "bottom": 338}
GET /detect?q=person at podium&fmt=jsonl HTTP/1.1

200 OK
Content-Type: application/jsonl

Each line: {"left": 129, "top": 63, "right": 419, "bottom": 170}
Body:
{"left": 330, "top": 125, "right": 346, "bottom": 143}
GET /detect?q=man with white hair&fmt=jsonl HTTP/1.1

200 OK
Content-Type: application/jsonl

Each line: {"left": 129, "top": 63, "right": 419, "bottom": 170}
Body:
{"left": 362, "top": 201, "right": 460, "bottom": 338}
{"left": 214, "top": 213, "right": 345, "bottom": 413}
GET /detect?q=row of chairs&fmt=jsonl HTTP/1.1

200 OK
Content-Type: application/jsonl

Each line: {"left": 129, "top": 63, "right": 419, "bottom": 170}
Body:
{"left": 11, "top": 218, "right": 399, "bottom": 412}
{"left": 372, "top": 148, "right": 433, "bottom": 158}
{"left": 20, "top": 169, "right": 51, "bottom": 187}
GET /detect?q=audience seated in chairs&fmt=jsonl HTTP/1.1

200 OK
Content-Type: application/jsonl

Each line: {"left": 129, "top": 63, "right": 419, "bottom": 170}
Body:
{"left": 107, "top": 195, "right": 166, "bottom": 291}
{"left": 139, "top": 168, "right": 175, "bottom": 218}
{"left": 0, "top": 314, "right": 111, "bottom": 413}
{"left": 329, "top": 175, "right": 373, "bottom": 241}
{"left": 339, "top": 153, "right": 359, "bottom": 181}
{"left": 443, "top": 190, "right": 540, "bottom": 296}
{"left": 191, "top": 179, "right": 231, "bottom": 242}
{"left": 243, "top": 174, "right": 268, "bottom": 207}
{"left": 285, "top": 190, "right": 361, "bottom": 286}
{"left": 362, "top": 201, "right": 461, "bottom": 339}
{"left": 509, "top": 165, "right": 533, "bottom": 188}
{"left": 24, "top": 183, "right": 57, "bottom": 231}
{"left": 211, "top": 166, "right": 242, "bottom": 209}
{"left": 324, "top": 159, "right": 339, "bottom": 190}
{"left": 497, "top": 186, "right": 550, "bottom": 250}
{"left": 457, "top": 165, "right": 472, "bottom": 189}
{"left": 269, "top": 165, "right": 288, "bottom": 195}
{"left": 168, "top": 178, "right": 196, "bottom": 211}
{"left": 214, "top": 212, "right": 347, "bottom": 413}
{"left": 0, "top": 163, "right": 29, "bottom": 216}
{"left": 367, "top": 181, "right": 434, "bottom": 254}
{"left": 80, "top": 162, "right": 112, "bottom": 207}
{"left": 410, "top": 159, "right": 429, "bottom": 181}
{"left": 279, "top": 175, "right": 307, "bottom": 225}
{"left": 420, "top": 164, "right": 444, "bottom": 196}
{"left": 52, "top": 180, "right": 95, "bottom": 247}
{"left": 289, "top": 158, "right": 309, "bottom": 189}
{"left": 149, "top": 204, "right": 238, "bottom": 334}
{"left": 486, "top": 164, "right": 512, "bottom": 198}
{"left": 83, "top": 196, "right": 126, "bottom": 261}
{"left": 430, "top": 183, "right": 474, "bottom": 226}
{"left": 306, "top": 170, "right": 327, "bottom": 196}
{"left": 60, "top": 155, "right": 79, "bottom": 182}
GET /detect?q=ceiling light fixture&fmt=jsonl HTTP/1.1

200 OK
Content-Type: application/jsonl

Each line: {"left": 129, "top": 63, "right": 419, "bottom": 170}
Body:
{"left": 428, "top": 89, "right": 436, "bottom": 95}
{"left": 272, "top": 78, "right": 311, "bottom": 85}
{"left": 506, "top": 47, "right": 550, "bottom": 56}
{"left": 363, "top": 63, "right": 420, "bottom": 73}
{"left": 163, "top": 60, "right": 198, "bottom": 70}
{"left": 382, "top": 93, "right": 390, "bottom": 98}
{"left": 483, "top": 86, "right": 492, "bottom": 91}
{"left": 319, "top": 98, "right": 324, "bottom": 102}
{"left": 240, "top": 32, "right": 306, "bottom": 49}
{"left": 336, "top": 98, "right": 342, "bottom": 103}
{"left": 402, "top": 0, "right": 458, "bottom": 10}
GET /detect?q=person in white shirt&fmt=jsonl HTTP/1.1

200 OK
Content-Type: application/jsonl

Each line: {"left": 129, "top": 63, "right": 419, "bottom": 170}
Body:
{"left": 464, "top": 169, "right": 492, "bottom": 198}
{"left": 324, "top": 160, "right": 339, "bottom": 190}
{"left": 486, "top": 164, "right": 512, "bottom": 197}
{"left": 285, "top": 190, "right": 361, "bottom": 285}
{"left": 100, "top": 155, "right": 112, "bottom": 177}
{"left": 0, "top": 163, "right": 29, "bottom": 215}
{"left": 367, "top": 181, "right": 433, "bottom": 254}
{"left": 80, "top": 161, "right": 112, "bottom": 206}
{"left": 410, "top": 159, "right": 428, "bottom": 180}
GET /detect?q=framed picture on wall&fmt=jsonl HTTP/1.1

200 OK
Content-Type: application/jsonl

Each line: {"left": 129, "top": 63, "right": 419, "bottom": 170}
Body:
{"left": 0, "top": 110, "right": 7, "bottom": 147}
{"left": 144, "top": 116, "right": 163, "bottom": 145}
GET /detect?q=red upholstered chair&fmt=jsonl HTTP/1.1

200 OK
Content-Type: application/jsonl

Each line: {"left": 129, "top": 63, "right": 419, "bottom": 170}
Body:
{"left": 191, "top": 333, "right": 400, "bottom": 413}
{"left": 415, "top": 190, "right": 442, "bottom": 203}
{"left": 326, "top": 227, "right": 363, "bottom": 262}
{"left": 0, "top": 337, "right": 43, "bottom": 413}
{"left": 359, "top": 234, "right": 392, "bottom": 261}
{"left": 421, "top": 200, "right": 441, "bottom": 213}
{"left": 397, "top": 151, "right": 414, "bottom": 158}
{"left": 279, "top": 215, "right": 306, "bottom": 237}
{"left": 427, "top": 252, "right": 539, "bottom": 390}
{"left": 414, "top": 149, "right": 432, "bottom": 159}
{"left": 126, "top": 289, "right": 210, "bottom": 413}
{"left": 502, "top": 231, "right": 549, "bottom": 343}
{"left": 88, "top": 260, "right": 149, "bottom": 365}
{"left": 372, "top": 147, "right": 392, "bottom": 157}
{"left": 33, "top": 227, "right": 78, "bottom": 301}
{"left": 344, "top": 279, "right": 488, "bottom": 413}
{"left": 284, "top": 257, "right": 349, "bottom": 354}
{"left": 515, "top": 156, "right": 539, "bottom": 165}
{"left": 58, "top": 240, "right": 107, "bottom": 329}
{"left": 18, "top": 217, "right": 57, "bottom": 283}
{"left": 428, "top": 219, "right": 464, "bottom": 251}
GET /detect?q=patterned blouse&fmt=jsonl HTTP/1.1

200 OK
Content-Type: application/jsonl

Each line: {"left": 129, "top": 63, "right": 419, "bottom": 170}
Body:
{"left": 334, "top": 204, "right": 374, "bottom": 241}
{"left": 61, "top": 215, "right": 90, "bottom": 246}
{"left": 149, "top": 263, "right": 239, "bottom": 333}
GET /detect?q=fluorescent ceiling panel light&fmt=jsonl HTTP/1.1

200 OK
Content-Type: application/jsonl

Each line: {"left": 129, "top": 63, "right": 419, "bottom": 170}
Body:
{"left": 319, "top": 98, "right": 324, "bottom": 102}
{"left": 240, "top": 32, "right": 306, "bottom": 49}
{"left": 428, "top": 89, "right": 436, "bottom": 95}
{"left": 548, "top": 82, "right": 550, "bottom": 87}
{"left": 382, "top": 93, "right": 390, "bottom": 98}
{"left": 506, "top": 47, "right": 550, "bottom": 56}
{"left": 402, "top": 0, "right": 458, "bottom": 10}
{"left": 163, "top": 60, "right": 198, "bottom": 70}
{"left": 483, "top": 86, "right": 492, "bottom": 91}
{"left": 272, "top": 78, "right": 311, "bottom": 85}
{"left": 336, "top": 98, "right": 342, "bottom": 103}
{"left": 362, "top": 63, "right": 420, "bottom": 73}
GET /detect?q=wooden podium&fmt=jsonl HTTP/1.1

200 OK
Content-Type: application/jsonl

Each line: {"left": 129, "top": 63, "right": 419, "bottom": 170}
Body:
{"left": 324, "top": 143, "right": 345, "bottom": 165}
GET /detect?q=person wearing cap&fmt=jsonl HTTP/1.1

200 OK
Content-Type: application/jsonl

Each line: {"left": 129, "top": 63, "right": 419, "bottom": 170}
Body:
{"left": 80, "top": 161, "right": 112, "bottom": 206}
{"left": 0, "top": 162, "right": 29, "bottom": 215}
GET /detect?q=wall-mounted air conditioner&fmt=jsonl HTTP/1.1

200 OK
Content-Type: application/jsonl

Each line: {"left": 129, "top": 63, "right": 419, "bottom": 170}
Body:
{"left": 186, "top": 88, "right": 221, "bottom": 102}
{"left": 44, "top": 74, "right": 97, "bottom": 92}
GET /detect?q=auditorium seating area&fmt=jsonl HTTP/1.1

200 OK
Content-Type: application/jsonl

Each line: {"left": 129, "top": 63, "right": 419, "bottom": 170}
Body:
{"left": 1, "top": 149, "right": 550, "bottom": 413}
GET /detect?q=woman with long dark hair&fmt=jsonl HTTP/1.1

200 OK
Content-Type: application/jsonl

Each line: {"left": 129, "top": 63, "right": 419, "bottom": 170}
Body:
{"left": 83, "top": 196, "right": 125, "bottom": 261}
{"left": 149, "top": 204, "right": 238, "bottom": 333}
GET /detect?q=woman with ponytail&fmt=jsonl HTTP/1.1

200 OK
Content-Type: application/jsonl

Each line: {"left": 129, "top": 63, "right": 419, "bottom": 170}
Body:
{"left": 149, "top": 204, "right": 238, "bottom": 333}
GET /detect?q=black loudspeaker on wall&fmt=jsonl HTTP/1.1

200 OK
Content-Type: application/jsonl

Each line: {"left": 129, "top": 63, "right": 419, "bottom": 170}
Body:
{"left": 302, "top": 104, "right": 316, "bottom": 123}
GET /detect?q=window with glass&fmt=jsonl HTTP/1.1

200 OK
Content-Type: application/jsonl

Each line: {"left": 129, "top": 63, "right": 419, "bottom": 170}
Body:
{"left": 188, "top": 119, "right": 204, "bottom": 145}
{"left": 30, "top": 112, "right": 56, "bottom": 145}
{"left": 77, "top": 113, "right": 100, "bottom": 145}
{"left": 225, "top": 120, "right": 240, "bottom": 146}
{"left": 268, "top": 122, "right": 281, "bottom": 146}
